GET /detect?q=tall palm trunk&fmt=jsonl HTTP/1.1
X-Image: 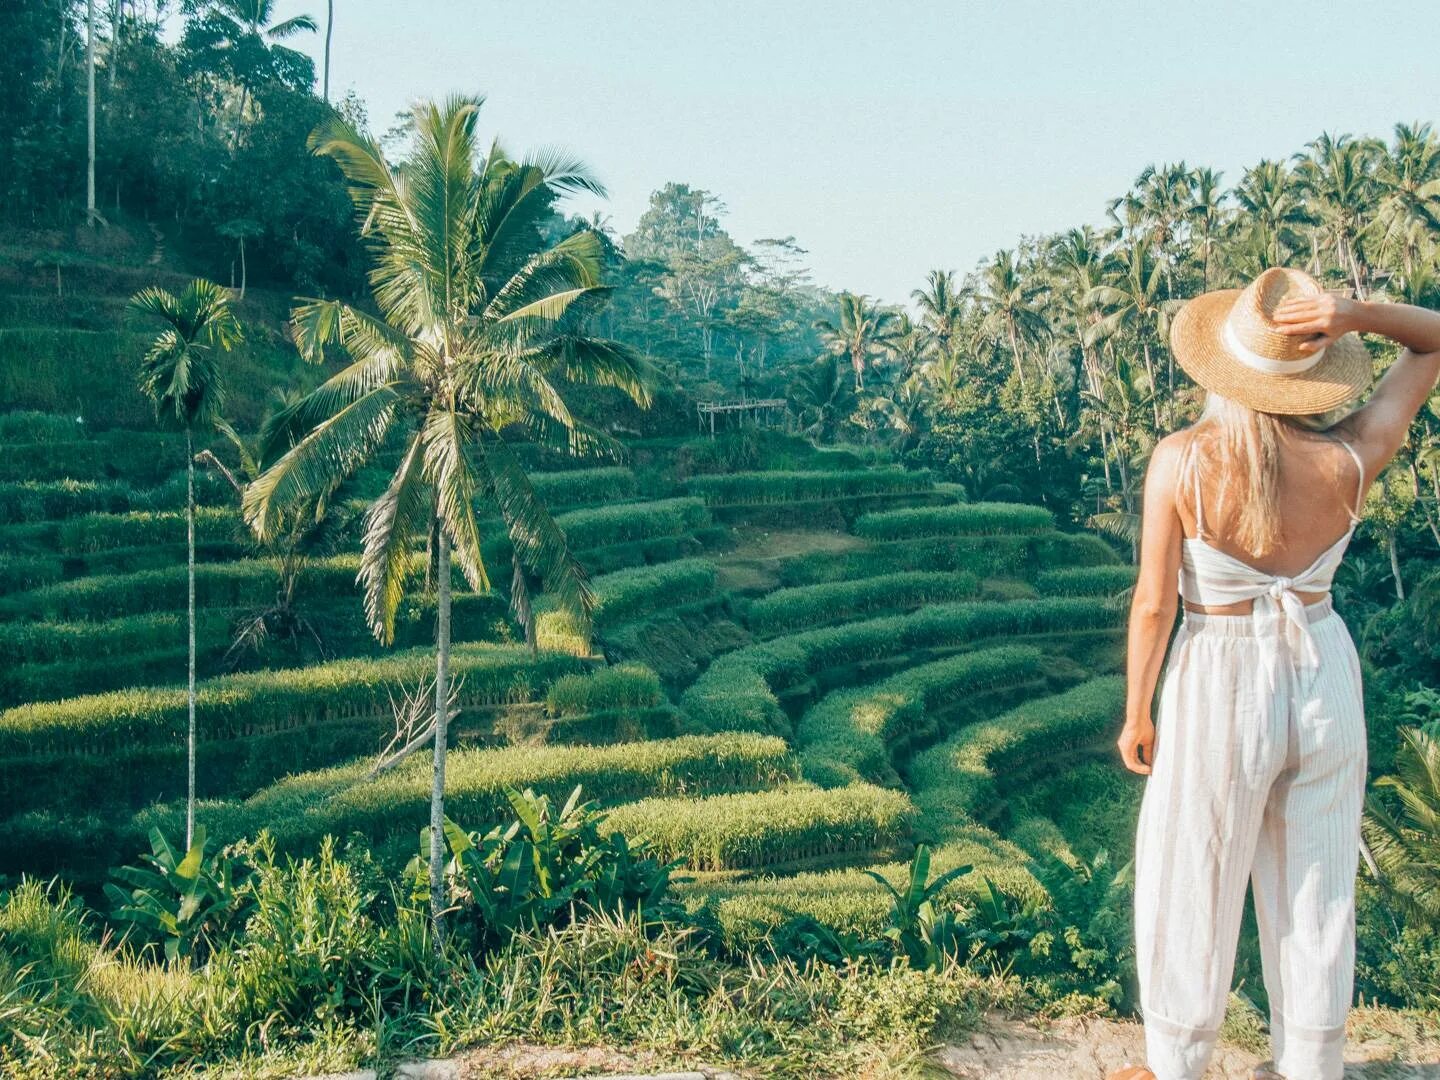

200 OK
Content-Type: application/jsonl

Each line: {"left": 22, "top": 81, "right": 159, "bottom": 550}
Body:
{"left": 323, "top": 0, "right": 334, "bottom": 102}
{"left": 1388, "top": 531, "right": 1405, "bottom": 601}
{"left": 429, "top": 525, "right": 453, "bottom": 944}
{"left": 1007, "top": 317, "right": 1027, "bottom": 388}
{"left": 86, "top": 0, "right": 96, "bottom": 226}
{"left": 1140, "top": 340, "right": 1161, "bottom": 429}
{"left": 185, "top": 428, "right": 196, "bottom": 847}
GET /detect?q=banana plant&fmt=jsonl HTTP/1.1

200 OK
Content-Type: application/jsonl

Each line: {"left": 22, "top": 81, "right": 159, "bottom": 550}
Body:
{"left": 104, "top": 826, "right": 249, "bottom": 964}
{"left": 865, "top": 844, "right": 972, "bottom": 970}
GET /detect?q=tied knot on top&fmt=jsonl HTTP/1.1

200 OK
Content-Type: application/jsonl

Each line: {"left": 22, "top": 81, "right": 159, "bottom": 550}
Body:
{"left": 1268, "top": 576, "right": 1295, "bottom": 602}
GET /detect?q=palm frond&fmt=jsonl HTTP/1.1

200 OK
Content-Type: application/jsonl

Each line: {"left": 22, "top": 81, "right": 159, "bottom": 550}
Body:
{"left": 359, "top": 432, "right": 432, "bottom": 644}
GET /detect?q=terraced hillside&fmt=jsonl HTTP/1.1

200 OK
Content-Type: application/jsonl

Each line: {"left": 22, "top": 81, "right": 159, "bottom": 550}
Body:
{"left": 0, "top": 414, "right": 1138, "bottom": 938}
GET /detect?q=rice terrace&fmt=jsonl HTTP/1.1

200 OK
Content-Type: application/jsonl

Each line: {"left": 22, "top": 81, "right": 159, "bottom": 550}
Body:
{"left": 2, "top": 2, "right": 1440, "bottom": 1078}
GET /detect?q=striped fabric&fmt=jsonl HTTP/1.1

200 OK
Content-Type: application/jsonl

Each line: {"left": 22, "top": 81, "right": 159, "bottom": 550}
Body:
{"left": 1134, "top": 597, "right": 1366, "bottom": 1080}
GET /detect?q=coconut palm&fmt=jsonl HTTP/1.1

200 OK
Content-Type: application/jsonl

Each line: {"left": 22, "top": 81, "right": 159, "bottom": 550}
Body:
{"left": 973, "top": 249, "right": 1048, "bottom": 389}
{"left": 1187, "top": 167, "right": 1226, "bottom": 291}
{"left": 1374, "top": 122, "right": 1440, "bottom": 284}
{"left": 1233, "top": 159, "right": 1310, "bottom": 270}
{"left": 814, "top": 292, "right": 901, "bottom": 390}
{"left": 788, "top": 354, "right": 858, "bottom": 441}
{"left": 242, "top": 96, "right": 650, "bottom": 937}
{"left": 911, "top": 269, "right": 967, "bottom": 357}
{"left": 1294, "top": 132, "right": 1383, "bottom": 296}
{"left": 1084, "top": 237, "right": 1168, "bottom": 429}
{"left": 128, "top": 278, "right": 242, "bottom": 848}
{"left": 1364, "top": 727, "right": 1440, "bottom": 933}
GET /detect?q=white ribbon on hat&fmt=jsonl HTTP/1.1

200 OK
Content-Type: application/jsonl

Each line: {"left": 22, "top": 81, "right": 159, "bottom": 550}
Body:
{"left": 1223, "top": 313, "right": 1326, "bottom": 376}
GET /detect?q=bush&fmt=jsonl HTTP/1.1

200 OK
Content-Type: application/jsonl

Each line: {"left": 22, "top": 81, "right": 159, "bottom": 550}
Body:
{"left": 528, "top": 467, "right": 637, "bottom": 508}
{"left": 908, "top": 677, "right": 1126, "bottom": 841}
{"left": 796, "top": 645, "right": 1050, "bottom": 787}
{"left": 0, "top": 556, "right": 360, "bottom": 621}
{"left": 0, "top": 432, "right": 190, "bottom": 484}
{"left": 683, "top": 468, "right": 932, "bottom": 506}
{"left": 779, "top": 535, "right": 1037, "bottom": 585}
{"left": 689, "top": 827, "right": 1041, "bottom": 944}
{"left": 0, "top": 410, "right": 86, "bottom": 443}
{"left": 745, "top": 571, "right": 980, "bottom": 636}
{"left": 139, "top": 732, "right": 797, "bottom": 858}
{"left": 536, "top": 559, "right": 719, "bottom": 653}
{"left": 854, "top": 502, "right": 1053, "bottom": 541}
{"left": 0, "top": 554, "right": 63, "bottom": 593}
{"left": 52, "top": 507, "right": 241, "bottom": 554}
{"left": 0, "top": 644, "right": 586, "bottom": 760}
{"left": 545, "top": 663, "right": 665, "bottom": 716}
{"left": 1033, "top": 565, "right": 1136, "bottom": 597}
{"left": 603, "top": 782, "right": 913, "bottom": 871}
{"left": 559, "top": 497, "right": 709, "bottom": 549}
{"left": 0, "top": 479, "right": 134, "bottom": 523}
{"left": 681, "top": 598, "right": 1123, "bottom": 737}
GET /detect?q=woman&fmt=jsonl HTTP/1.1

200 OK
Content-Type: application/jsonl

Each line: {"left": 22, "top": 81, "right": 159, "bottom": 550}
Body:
{"left": 1109, "top": 267, "right": 1440, "bottom": 1080}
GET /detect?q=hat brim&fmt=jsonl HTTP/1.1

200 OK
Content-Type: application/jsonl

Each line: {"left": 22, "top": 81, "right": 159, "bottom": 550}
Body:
{"left": 1170, "top": 289, "right": 1373, "bottom": 415}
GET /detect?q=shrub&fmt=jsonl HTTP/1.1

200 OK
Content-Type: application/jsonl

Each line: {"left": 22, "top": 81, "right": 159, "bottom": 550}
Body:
{"left": 536, "top": 559, "right": 718, "bottom": 653}
{"left": 745, "top": 571, "right": 980, "bottom": 636}
{"left": 778, "top": 535, "right": 1037, "bottom": 585}
{"left": 681, "top": 598, "right": 1123, "bottom": 736}
{"left": 683, "top": 468, "right": 932, "bottom": 506}
{"left": 0, "top": 644, "right": 585, "bottom": 760}
{"left": 1033, "top": 565, "right": 1136, "bottom": 597}
{"left": 909, "top": 677, "right": 1126, "bottom": 841}
{"left": 545, "top": 663, "right": 665, "bottom": 716}
{"left": 528, "top": 467, "right": 637, "bottom": 507}
{"left": 796, "top": 645, "right": 1049, "bottom": 787}
{"left": 0, "top": 554, "right": 63, "bottom": 593}
{"left": 138, "top": 732, "right": 797, "bottom": 858}
{"left": 0, "top": 556, "right": 360, "bottom": 621}
{"left": 0, "top": 432, "right": 190, "bottom": 484}
{"left": 52, "top": 507, "right": 241, "bottom": 554}
{"left": 0, "top": 479, "right": 134, "bottom": 523}
{"left": 603, "top": 782, "right": 913, "bottom": 871}
{"left": 0, "top": 410, "right": 85, "bottom": 443}
{"left": 854, "top": 502, "right": 1053, "bottom": 541}
{"left": 559, "top": 497, "right": 709, "bottom": 549}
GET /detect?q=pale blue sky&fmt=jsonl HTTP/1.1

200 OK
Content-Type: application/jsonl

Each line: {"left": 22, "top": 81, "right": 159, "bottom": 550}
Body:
{"left": 263, "top": 0, "right": 1436, "bottom": 304}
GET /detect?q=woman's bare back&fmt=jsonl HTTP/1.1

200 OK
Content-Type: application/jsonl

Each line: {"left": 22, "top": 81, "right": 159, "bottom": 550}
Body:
{"left": 1177, "top": 422, "right": 1366, "bottom": 612}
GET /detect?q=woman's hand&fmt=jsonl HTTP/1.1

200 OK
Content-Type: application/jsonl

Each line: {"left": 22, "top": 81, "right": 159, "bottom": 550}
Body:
{"left": 1273, "top": 294, "right": 1364, "bottom": 354}
{"left": 1117, "top": 716, "right": 1155, "bottom": 775}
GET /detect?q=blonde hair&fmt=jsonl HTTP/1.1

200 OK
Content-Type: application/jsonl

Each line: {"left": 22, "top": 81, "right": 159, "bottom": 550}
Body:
{"left": 1192, "top": 393, "right": 1347, "bottom": 555}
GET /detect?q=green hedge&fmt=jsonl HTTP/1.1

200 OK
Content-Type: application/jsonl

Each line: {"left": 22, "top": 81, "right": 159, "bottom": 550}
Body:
{"left": 854, "top": 502, "right": 1053, "bottom": 541}
{"left": 795, "top": 645, "right": 1049, "bottom": 787}
{"left": 559, "top": 497, "right": 709, "bottom": 549}
{"left": 681, "top": 598, "right": 1123, "bottom": 737}
{"left": 1033, "top": 565, "right": 1136, "bottom": 597}
{"left": 496, "top": 704, "right": 682, "bottom": 747}
{"left": 908, "top": 677, "right": 1125, "bottom": 841}
{"left": 545, "top": 663, "right": 665, "bottom": 716}
{"left": 138, "top": 732, "right": 796, "bottom": 855}
{"left": 0, "top": 432, "right": 190, "bottom": 484}
{"left": 0, "top": 557, "right": 360, "bottom": 622}
{"left": 0, "top": 411, "right": 84, "bottom": 443}
{"left": 688, "top": 826, "right": 1042, "bottom": 942}
{"left": 0, "top": 644, "right": 586, "bottom": 761}
{"left": 537, "top": 559, "right": 719, "bottom": 653}
{"left": 0, "top": 554, "right": 64, "bottom": 593}
{"left": 0, "top": 479, "right": 134, "bottom": 523}
{"left": 51, "top": 507, "right": 242, "bottom": 554}
{"left": 778, "top": 535, "right": 1035, "bottom": 585}
{"left": 1030, "top": 532, "right": 1122, "bottom": 568}
{"left": 745, "top": 571, "right": 980, "bottom": 636}
{"left": 528, "top": 467, "right": 637, "bottom": 508}
{"left": 682, "top": 468, "right": 932, "bottom": 506}
{"left": 602, "top": 782, "right": 913, "bottom": 871}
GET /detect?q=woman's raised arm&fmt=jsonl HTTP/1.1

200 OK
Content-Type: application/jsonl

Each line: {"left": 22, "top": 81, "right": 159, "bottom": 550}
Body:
{"left": 1275, "top": 295, "right": 1440, "bottom": 474}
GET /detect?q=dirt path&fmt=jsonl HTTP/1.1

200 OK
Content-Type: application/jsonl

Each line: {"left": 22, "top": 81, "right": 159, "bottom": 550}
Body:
{"left": 938, "top": 1012, "right": 1440, "bottom": 1079}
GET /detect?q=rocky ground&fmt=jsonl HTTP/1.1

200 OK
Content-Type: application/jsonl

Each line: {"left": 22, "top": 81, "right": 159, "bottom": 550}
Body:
{"left": 309, "top": 1007, "right": 1440, "bottom": 1079}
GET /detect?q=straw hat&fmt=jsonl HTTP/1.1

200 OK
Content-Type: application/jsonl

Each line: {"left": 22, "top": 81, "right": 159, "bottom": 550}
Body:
{"left": 1169, "top": 267, "right": 1372, "bottom": 415}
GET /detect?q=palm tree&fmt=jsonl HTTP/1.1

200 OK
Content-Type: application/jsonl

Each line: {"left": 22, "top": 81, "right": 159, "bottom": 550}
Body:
{"left": 1085, "top": 237, "right": 1167, "bottom": 429}
{"left": 973, "top": 249, "right": 1048, "bottom": 389}
{"left": 1187, "top": 167, "right": 1225, "bottom": 291}
{"left": 243, "top": 97, "right": 650, "bottom": 939}
{"left": 1294, "top": 132, "right": 1383, "bottom": 296}
{"left": 788, "top": 354, "right": 857, "bottom": 441}
{"left": 1374, "top": 122, "right": 1440, "bottom": 284}
{"left": 1234, "top": 160, "right": 1310, "bottom": 270}
{"left": 191, "top": 0, "right": 318, "bottom": 143}
{"left": 129, "top": 279, "right": 242, "bottom": 848}
{"left": 911, "top": 269, "right": 966, "bottom": 357}
{"left": 814, "top": 292, "right": 901, "bottom": 390}
{"left": 1364, "top": 727, "right": 1440, "bottom": 933}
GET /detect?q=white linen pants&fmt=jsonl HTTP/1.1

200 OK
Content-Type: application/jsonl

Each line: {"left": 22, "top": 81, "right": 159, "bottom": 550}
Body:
{"left": 1134, "top": 598, "right": 1367, "bottom": 1080}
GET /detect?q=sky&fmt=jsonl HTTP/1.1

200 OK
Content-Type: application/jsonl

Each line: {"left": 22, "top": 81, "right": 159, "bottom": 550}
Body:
{"left": 257, "top": 0, "right": 1438, "bottom": 305}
